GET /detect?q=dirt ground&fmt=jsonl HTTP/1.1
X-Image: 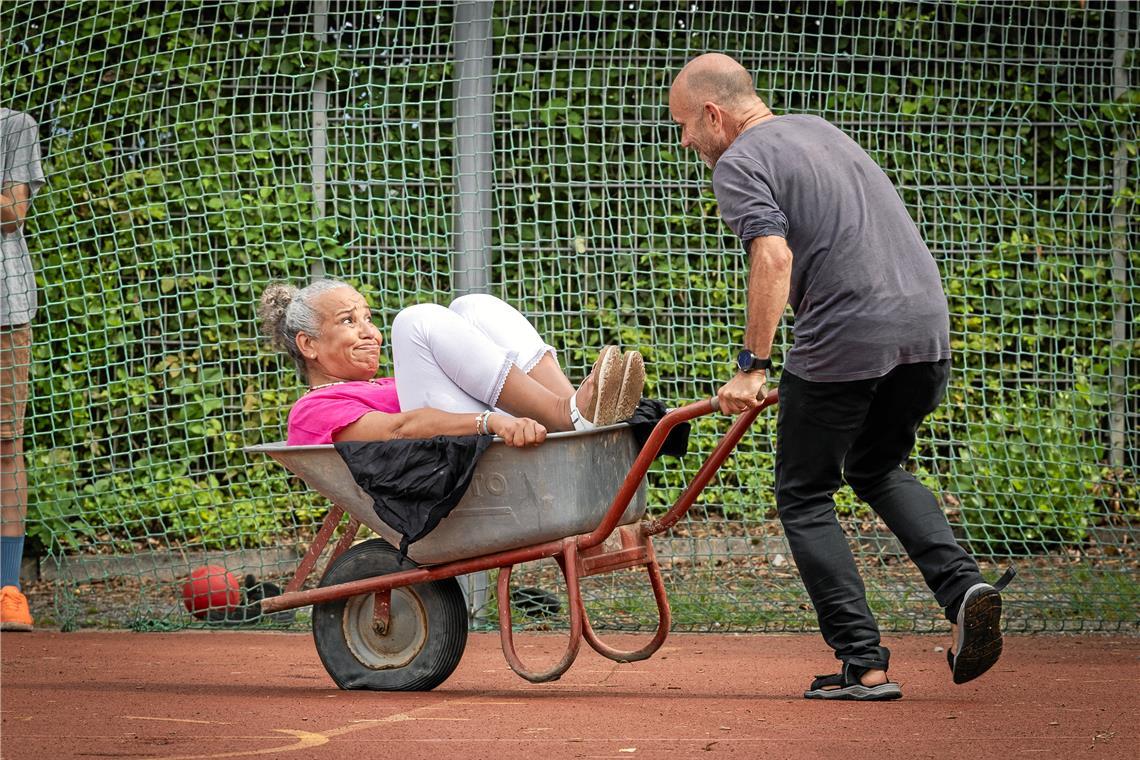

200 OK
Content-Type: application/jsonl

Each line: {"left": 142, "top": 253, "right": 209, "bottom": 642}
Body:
{"left": 1, "top": 630, "right": 1136, "bottom": 759}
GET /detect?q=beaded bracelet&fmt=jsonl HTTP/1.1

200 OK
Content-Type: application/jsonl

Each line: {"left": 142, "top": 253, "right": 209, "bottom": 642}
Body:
{"left": 476, "top": 410, "right": 492, "bottom": 436}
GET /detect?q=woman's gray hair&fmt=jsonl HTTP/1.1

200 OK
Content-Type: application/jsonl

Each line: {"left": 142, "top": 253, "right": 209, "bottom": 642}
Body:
{"left": 258, "top": 278, "right": 352, "bottom": 383}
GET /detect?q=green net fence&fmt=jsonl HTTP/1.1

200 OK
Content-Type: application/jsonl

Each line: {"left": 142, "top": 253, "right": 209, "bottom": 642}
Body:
{"left": 1, "top": 0, "right": 1135, "bottom": 634}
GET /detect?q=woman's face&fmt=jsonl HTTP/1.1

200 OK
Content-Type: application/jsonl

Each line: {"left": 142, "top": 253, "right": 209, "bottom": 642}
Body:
{"left": 298, "top": 286, "right": 383, "bottom": 383}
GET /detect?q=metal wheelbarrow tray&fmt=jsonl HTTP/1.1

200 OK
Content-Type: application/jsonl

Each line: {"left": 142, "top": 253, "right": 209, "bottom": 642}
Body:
{"left": 244, "top": 392, "right": 778, "bottom": 691}
{"left": 251, "top": 423, "right": 647, "bottom": 566}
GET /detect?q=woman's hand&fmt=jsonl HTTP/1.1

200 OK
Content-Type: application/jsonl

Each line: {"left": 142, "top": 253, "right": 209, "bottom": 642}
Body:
{"left": 488, "top": 413, "right": 547, "bottom": 447}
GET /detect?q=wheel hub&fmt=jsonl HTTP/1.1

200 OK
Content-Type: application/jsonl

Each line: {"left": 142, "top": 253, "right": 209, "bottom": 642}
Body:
{"left": 343, "top": 588, "right": 428, "bottom": 670}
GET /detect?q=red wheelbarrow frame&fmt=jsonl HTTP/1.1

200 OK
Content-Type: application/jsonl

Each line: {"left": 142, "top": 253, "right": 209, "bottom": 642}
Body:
{"left": 258, "top": 391, "right": 778, "bottom": 683}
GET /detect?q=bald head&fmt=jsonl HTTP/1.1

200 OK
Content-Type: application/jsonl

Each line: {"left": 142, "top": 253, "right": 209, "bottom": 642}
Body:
{"left": 668, "top": 54, "right": 772, "bottom": 169}
{"left": 671, "top": 53, "right": 756, "bottom": 111}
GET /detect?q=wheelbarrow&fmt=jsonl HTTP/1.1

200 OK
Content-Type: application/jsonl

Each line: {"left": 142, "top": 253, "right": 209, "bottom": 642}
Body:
{"left": 244, "top": 391, "right": 778, "bottom": 691}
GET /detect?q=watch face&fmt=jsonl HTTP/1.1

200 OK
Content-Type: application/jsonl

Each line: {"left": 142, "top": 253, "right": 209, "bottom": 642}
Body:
{"left": 737, "top": 350, "right": 771, "bottom": 372}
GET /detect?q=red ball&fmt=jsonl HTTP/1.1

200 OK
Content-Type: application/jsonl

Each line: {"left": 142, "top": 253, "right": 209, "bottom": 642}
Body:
{"left": 181, "top": 565, "right": 241, "bottom": 618}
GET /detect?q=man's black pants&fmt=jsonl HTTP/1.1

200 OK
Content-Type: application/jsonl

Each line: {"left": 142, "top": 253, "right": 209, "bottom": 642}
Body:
{"left": 774, "top": 360, "right": 983, "bottom": 672}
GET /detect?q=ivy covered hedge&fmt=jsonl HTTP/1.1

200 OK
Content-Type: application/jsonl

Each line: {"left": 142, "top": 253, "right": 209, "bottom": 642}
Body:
{"left": 1, "top": 0, "right": 1135, "bottom": 560}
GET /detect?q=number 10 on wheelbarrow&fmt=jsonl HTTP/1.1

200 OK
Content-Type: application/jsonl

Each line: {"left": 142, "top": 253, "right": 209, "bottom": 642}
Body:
{"left": 245, "top": 392, "right": 777, "bottom": 691}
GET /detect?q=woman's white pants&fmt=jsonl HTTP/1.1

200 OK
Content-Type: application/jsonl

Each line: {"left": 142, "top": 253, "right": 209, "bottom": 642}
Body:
{"left": 390, "top": 293, "right": 555, "bottom": 415}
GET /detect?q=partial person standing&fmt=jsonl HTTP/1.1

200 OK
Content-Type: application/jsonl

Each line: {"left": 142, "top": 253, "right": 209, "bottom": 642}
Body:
{"left": 1, "top": 107, "right": 45, "bottom": 631}
{"left": 668, "top": 53, "right": 1013, "bottom": 699}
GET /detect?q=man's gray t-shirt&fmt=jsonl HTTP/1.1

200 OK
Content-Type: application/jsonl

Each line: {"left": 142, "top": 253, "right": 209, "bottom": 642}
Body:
{"left": 1, "top": 108, "right": 46, "bottom": 326}
{"left": 713, "top": 114, "right": 950, "bottom": 382}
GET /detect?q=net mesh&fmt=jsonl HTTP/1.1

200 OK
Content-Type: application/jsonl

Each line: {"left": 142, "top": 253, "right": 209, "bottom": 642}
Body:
{"left": 0, "top": 0, "right": 1135, "bottom": 634}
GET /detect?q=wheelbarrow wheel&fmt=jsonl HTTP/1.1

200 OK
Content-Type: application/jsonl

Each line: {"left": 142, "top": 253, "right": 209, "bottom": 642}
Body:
{"left": 312, "top": 539, "right": 468, "bottom": 691}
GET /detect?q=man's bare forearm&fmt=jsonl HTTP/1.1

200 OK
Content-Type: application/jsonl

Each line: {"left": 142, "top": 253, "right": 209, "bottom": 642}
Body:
{"left": 744, "top": 235, "right": 793, "bottom": 358}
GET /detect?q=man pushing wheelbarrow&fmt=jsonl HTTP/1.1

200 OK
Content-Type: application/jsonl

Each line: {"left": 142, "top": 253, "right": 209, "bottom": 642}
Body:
{"left": 669, "top": 53, "right": 1014, "bottom": 700}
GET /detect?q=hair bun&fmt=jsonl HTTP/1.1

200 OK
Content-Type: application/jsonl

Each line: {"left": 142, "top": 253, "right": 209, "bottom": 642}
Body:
{"left": 258, "top": 282, "right": 298, "bottom": 349}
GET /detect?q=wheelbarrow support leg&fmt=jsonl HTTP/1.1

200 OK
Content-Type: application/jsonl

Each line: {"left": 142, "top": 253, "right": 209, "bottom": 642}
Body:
{"left": 578, "top": 525, "right": 671, "bottom": 663}
{"left": 284, "top": 506, "right": 361, "bottom": 594}
{"left": 497, "top": 537, "right": 584, "bottom": 683}
{"left": 286, "top": 506, "right": 342, "bottom": 593}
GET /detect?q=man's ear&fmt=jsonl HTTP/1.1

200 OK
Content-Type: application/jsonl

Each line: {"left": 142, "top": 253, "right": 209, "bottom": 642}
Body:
{"left": 703, "top": 101, "right": 723, "bottom": 130}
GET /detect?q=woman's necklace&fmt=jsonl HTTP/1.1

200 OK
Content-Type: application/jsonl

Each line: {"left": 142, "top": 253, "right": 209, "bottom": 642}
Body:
{"left": 306, "top": 378, "right": 380, "bottom": 394}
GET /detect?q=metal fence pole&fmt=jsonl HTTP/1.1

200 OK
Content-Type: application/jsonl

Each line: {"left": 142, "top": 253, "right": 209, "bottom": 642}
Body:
{"left": 452, "top": 0, "right": 494, "bottom": 297}
{"left": 452, "top": 0, "right": 495, "bottom": 619}
{"left": 310, "top": 0, "right": 329, "bottom": 282}
{"left": 1108, "top": 0, "right": 1132, "bottom": 471}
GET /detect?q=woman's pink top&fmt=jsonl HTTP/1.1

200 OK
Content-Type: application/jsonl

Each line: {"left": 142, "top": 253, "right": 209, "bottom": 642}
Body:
{"left": 287, "top": 378, "right": 401, "bottom": 445}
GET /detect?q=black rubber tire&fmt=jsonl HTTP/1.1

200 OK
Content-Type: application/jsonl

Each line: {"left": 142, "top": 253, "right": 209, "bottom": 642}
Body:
{"left": 312, "top": 539, "right": 468, "bottom": 691}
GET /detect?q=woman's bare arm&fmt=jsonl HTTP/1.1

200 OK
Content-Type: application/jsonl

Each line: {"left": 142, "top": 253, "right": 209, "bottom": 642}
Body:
{"left": 335, "top": 408, "right": 546, "bottom": 447}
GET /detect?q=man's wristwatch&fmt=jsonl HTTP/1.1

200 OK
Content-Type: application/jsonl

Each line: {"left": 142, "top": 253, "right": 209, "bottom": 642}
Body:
{"left": 737, "top": 349, "right": 774, "bottom": 374}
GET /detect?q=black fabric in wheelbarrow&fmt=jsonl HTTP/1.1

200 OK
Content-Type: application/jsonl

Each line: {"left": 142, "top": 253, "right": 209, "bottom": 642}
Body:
{"left": 335, "top": 434, "right": 492, "bottom": 555}
{"left": 627, "top": 397, "right": 691, "bottom": 458}
{"left": 334, "top": 400, "right": 689, "bottom": 555}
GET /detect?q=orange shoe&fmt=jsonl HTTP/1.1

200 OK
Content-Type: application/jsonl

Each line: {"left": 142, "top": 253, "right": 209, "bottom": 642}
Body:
{"left": 0, "top": 585, "right": 34, "bottom": 631}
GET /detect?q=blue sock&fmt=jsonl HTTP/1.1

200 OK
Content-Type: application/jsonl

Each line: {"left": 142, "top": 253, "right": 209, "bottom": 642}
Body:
{"left": 1, "top": 535, "right": 25, "bottom": 589}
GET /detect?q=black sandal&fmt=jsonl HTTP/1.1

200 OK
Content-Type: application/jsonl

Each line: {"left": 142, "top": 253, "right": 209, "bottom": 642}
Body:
{"left": 803, "top": 663, "right": 902, "bottom": 701}
{"left": 949, "top": 565, "right": 1016, "bottom": 685}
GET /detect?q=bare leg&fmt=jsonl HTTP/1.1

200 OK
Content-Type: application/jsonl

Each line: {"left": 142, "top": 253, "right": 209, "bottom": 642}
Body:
{"left": 526, "top": 352, "right": 575, "bottom": 396}
{"left": 495, "top": 364, "right": 593, "bottom": 433}
{"left": 0, "top": 438, "right": 27, "bottom": 538}
{"left": 0, "top": 324, "right": 31, "bottom": 605}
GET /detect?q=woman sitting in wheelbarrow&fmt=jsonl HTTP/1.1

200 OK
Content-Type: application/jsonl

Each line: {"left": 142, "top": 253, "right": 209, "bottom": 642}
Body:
{"left": 258, "top": 279, "right": 645, "bottom": 447}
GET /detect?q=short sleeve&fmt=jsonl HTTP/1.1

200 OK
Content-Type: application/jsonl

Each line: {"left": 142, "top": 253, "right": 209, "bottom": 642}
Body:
{"left": 2, "top": 111, "right": 45, "bottom": 197}
{"left": 286, "top": 379, "right": 400, "bottom": 445}
{"left": 712, "top": 153, "right": 787, "bottom": 252}
{"left": 288, "top": 395, "right": 370, "bottom": 445}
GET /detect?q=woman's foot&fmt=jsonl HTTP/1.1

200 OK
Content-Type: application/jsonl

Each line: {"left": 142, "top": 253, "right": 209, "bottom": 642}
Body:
{"left": 567, "top": 345, "right": 622, "bottom": 430}
{"left": 615, "top": 350, "right": 645, "bottom": 422}
{"left": 566, "top": 371, "right": 597, "bottom": 429}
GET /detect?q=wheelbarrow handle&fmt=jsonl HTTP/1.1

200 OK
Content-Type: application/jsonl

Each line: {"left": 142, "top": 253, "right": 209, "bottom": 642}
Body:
{"left": 707, "top": 387, "right": 778, "bottom": 415}
{"left": 582, "top": 389, "right": 778, "bottom": 548}
{"left": 671, "top": 387, "right": 777, "bottom": 423}
{"left": 642, "top": 388, "right": 779, "bottom": 537}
